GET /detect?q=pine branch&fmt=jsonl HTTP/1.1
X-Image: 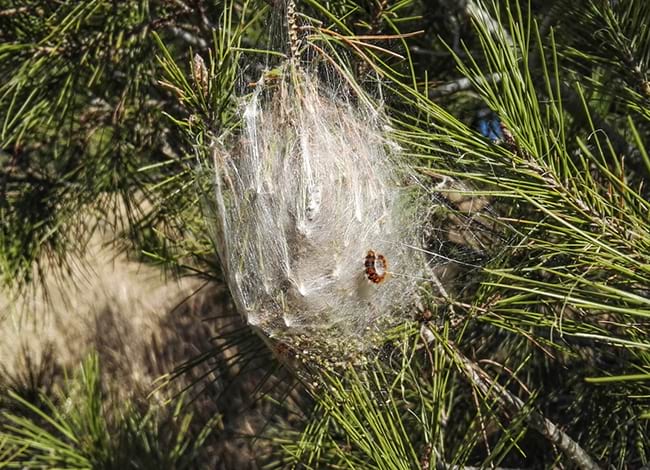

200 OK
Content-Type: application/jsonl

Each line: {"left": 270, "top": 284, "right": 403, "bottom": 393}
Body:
{"left": 429, "top": 72, "right": 501, "bottom": 98}
{"left": 443, "top": 338, "right": 602, "bottom": 470}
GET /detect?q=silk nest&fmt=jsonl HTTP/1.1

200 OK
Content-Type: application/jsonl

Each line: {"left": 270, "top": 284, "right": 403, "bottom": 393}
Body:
{"left": 206, "top": 68, "right": 430, "bottom": 354}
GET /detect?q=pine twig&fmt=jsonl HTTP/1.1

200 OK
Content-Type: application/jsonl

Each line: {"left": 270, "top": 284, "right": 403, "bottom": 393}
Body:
{"left": 429, "top": 72, "right": 502, "bottom": 98}
{"left": 444, "top": 339, "right": 602, "bottom": 470}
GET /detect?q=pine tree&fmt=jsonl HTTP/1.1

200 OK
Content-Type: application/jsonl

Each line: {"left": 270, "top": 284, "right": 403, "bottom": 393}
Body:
{"left": 2, "top": 0, "right": 650, "bottom": 468}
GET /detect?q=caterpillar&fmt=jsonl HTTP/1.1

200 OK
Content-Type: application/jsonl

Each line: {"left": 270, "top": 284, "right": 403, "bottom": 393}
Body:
{"left": 364, "top": 250, "right": 388, "bottom": 284}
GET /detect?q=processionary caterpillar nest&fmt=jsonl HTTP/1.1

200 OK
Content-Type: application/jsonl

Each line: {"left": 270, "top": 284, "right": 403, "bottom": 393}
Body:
{"left": 206, "top": 67, "right": 430, "bottom": 355}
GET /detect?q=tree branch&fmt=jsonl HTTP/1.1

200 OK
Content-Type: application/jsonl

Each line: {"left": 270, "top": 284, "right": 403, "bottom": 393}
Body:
{"left": 429, "top": 72, "right": 502, "bottom": 98}
{"left": 441, "top": 338, "right": 602, "bottom": 470}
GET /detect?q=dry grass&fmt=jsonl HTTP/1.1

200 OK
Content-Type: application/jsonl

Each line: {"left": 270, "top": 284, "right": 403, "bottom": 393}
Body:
{"left": 0, "top": 229, "right": 295, "bottom": 468}
{"left": 0, "top": 234, "right": 199, "bottom": 396}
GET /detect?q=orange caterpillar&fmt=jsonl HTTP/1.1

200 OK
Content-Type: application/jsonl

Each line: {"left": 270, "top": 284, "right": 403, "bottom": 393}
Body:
{"left": 364, "top": 250, "right": 388, "bottom": 284}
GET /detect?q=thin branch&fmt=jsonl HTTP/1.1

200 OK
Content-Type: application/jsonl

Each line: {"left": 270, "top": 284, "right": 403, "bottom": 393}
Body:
{"left": 429, "top": 72, "right": 502, "bottom": 98}
{"left": 464, "top": 0, "right": 513, "bottom": 44}
{"left": 168, "top": 26, "right": 208, "bottom": 49}
{"left": 0, "top": 6, "right": 29, "bottom": 17}
{"left": 444, "top": 340, "right": 602, "bottom": 470}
